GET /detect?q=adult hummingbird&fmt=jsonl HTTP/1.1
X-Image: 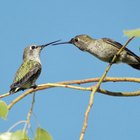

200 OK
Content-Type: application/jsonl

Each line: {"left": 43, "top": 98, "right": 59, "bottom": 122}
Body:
{"left": 9, "top": 40, "right": 60, "bottom": 94}
{"left": 53, "top": 34, "right": 140, "bottom": 70}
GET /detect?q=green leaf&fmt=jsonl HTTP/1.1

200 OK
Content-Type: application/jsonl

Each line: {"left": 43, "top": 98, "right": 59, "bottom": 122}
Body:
{"left": 34, "top": 127, "right": 53, "bottom": 140}
{"left": 0, "top": 131, "right": 29, "bottom": 140}
{"left": 123, "top": 28, "right": 140, "bottom": 38}
{"left": 11, "top": 130, "right": 29, "bottom": 140}
{"left": 0, "top": 132, "right": 12, "bottom": 140}
{"left": 0, "top": 100, "right": 8, "bottom": 120}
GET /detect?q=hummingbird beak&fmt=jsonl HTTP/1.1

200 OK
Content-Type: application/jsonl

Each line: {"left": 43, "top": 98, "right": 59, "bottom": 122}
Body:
{"left": 40, "top": 40, "right": 61, "bottom": 49}
{"left": 52, "top": 39, "right": 73, "bottom": 46}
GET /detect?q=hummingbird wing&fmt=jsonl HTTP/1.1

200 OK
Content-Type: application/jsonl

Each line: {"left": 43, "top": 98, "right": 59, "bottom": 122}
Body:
{"left": 102, "top": 38, "right": 140, "bottom": 61}
{"left": 10, "top": 60, "right": 41, "bottom": 93}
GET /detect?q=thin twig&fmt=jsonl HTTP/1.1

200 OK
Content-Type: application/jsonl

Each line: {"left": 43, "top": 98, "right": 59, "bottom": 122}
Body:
{"left": 42, "top": 83, "right": 91, "bottom": 91}
{"left": 23, "top": 92, "right": 36, "bottom": 133}
{"left": 79, "top": 36, "right": 135, "bottom": 140}
{"left": 99, "top": 88, "right": 140, "bottom": 96}
{"left": 0, "top": 92, "right": 10, "bottom": 98}
{"left": 7, "top": 120, "right": 27, "bottom": 132}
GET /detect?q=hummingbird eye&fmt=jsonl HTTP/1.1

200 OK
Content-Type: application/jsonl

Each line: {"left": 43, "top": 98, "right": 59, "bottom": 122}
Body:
{"left": 31, "top": 46, "right": 36, "bottom": 49}
{"left": 75, "top": 38, "right": 79, "bottom": 42}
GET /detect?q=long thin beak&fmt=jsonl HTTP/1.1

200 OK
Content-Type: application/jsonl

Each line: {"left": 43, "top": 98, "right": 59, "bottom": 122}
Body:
{"left": 52, "top": 40, "right": 72, "bottom": 46}
{"left": 40, "top": 40, "right": 61, "bottom": 48}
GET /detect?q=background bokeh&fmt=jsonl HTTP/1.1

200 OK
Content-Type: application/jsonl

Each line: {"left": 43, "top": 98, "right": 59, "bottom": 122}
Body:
{"left": 0, "top": 0, "right": 140, "bottom": 140}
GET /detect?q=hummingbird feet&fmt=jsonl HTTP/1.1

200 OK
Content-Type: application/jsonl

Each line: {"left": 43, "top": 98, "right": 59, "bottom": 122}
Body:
{"left": 31, "top": 84, "right": 37, "bottom": 89}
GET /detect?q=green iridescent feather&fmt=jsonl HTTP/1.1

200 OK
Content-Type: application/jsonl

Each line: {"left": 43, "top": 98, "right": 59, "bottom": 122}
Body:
{"left": 10, "top": 60, "right": 41, "bottom": 93}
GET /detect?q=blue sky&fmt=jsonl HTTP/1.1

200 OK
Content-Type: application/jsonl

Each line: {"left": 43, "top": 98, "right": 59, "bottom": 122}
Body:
{"left": 0, "top": 0, "right": 140, "bottom": 140}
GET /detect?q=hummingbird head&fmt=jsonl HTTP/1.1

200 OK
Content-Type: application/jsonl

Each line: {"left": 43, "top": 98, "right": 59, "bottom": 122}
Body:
{"left": 53, "top": 34, "right": 92, "bottom": 51}
{"left": 23, "top": 40, "right": 61, "bottom": 62}
{"left": 70, "top": 35, "right": 93, "bottom": 51}
{"left": 23, "top": 45, "right": 42, "bottom": 61}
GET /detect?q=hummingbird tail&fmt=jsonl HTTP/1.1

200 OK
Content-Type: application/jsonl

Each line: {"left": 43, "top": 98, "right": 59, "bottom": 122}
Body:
{"left": 9, "top": 87, "right": 21, "bottom": 94}
{"left": 129, "top": 63, "right": 140, "bottom": 70}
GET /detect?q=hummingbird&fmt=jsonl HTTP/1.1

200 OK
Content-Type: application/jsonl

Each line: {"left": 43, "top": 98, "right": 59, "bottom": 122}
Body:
{"left": 9, "top": 40, "right": 60, "bottom": 94}
{"left": 53, "top": 34, "right": 140, "bottom": 70}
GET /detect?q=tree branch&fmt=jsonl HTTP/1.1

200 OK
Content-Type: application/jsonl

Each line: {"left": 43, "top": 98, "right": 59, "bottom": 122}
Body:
{"left": 1, "top": 77, "right": 139, "bottom": 99}
{"left": 7, "top": 84, "right": 92, "bottom": 110}
{"left": 6, "top": 77, "right": 140, "bottom": 110}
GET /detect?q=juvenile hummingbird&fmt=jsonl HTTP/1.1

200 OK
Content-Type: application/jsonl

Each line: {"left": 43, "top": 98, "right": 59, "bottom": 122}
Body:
{"left": 10, "top": 40, "right": 60, "bottom": 94}
{"left": 53, "top": 34, "right": 140, "bottom": 70}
